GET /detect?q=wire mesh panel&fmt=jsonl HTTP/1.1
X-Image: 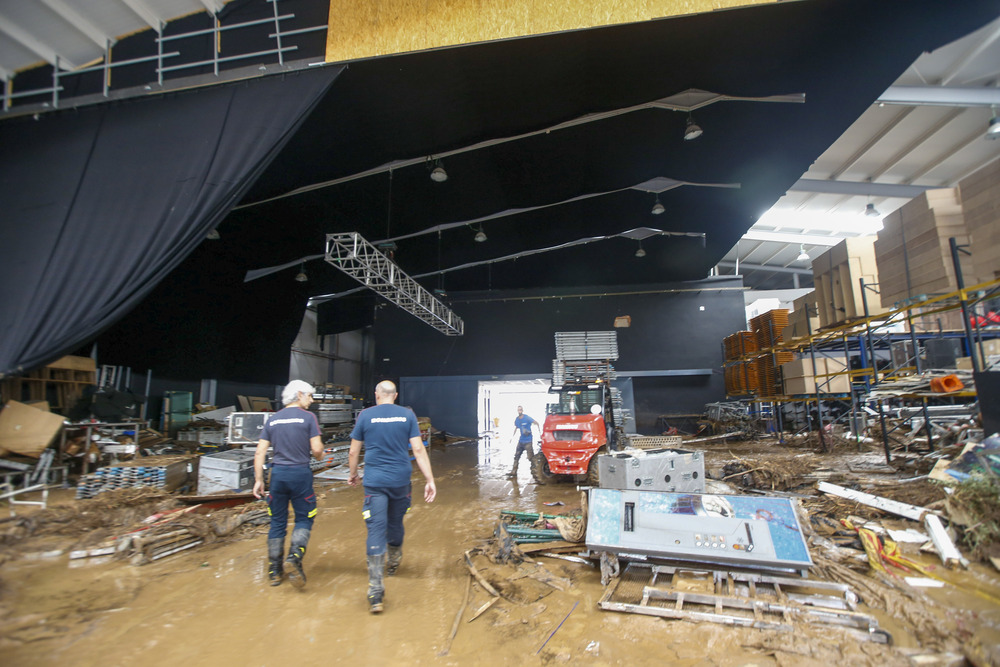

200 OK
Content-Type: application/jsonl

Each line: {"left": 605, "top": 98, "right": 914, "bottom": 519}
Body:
{"left": 554, "top": 331, "right": 618, "bottom": 361}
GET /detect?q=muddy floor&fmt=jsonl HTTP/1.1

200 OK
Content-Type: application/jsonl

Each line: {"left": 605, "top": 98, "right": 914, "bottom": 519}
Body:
{"left": 2, "top": 437, "right": 1000, "bottom": 666}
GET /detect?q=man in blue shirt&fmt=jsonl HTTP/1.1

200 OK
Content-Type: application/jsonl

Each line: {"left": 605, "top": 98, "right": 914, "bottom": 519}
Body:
{"left": 253, "top": 380, "right": 323, "bottom": 588}
{"left": 349, "top": 380, "right": 436, "bottom": 613}
{"left": 509, "top": 405, "right": 538, "bottom": 478}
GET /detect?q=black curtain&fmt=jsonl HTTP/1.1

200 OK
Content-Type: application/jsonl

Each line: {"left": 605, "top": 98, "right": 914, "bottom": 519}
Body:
{"left": 0, "top": 66, "right": 343, "bottom": 377}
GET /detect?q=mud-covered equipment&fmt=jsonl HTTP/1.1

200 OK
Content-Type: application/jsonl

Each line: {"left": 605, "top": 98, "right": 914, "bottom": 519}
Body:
{"left": 532, "top": 332, "right": 624, "bottom": 484}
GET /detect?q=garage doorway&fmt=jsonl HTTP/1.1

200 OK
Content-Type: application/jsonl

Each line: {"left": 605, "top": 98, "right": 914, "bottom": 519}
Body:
{"left": 476, "top": 379, "right": 552, "bottom": 478}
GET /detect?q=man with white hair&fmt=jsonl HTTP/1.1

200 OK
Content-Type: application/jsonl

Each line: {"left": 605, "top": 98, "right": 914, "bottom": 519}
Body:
{"left": 253, "top": 380, "right": 323, "bottom": 588}
{"left": 348, "top": 380, "right": 436, "bottom": 613}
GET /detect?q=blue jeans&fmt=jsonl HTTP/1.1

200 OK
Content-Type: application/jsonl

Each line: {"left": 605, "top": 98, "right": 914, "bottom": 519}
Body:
{"left": 363, "top": 484, "right": 412, "bottom": 556}
{"left": 267, "top": 465, "right": 317, "bottom": 541}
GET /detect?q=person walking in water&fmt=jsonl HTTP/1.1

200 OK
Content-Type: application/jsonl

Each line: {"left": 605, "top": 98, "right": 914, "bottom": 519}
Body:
{"left": 509, "top": 405, "right": 538, "bottom": 478}
{"left": 253, "top": 380, "right": 323, "bottom": 588}
{"left": 349, "top": 380, "right": 436, "bottom": 613}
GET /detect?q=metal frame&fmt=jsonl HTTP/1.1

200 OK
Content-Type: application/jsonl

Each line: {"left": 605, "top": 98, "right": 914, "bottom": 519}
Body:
{"left": 325, "top": 232, "right": 464, "bottom": 336}
{"left": 2, "top": 0, "right": 326, "bottom": 113}
{"left": 599, "top": 562, "right": 891, "bottom": 643}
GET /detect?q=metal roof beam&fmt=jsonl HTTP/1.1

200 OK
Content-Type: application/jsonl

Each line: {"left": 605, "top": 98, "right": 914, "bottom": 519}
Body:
{"left": 38, "top": 0, "right": 112, "bottom": 49}
{"left": 878, "top": 85, "right": 1000, "bottom": 107}
{"left": 0, "top": 13, "right": 78, "bottom": 69}
{"left": 119, "top": 0, "right": 164, "bottom": 33}
{"left": 198, "top": 0, "right": 225, "bottom": 15}
{"left": 788, "top": 179, "right": 931, "bottom": 198}
{"left": 741, "top": 230, "right": 842, "bottom": 246}
{"left": 717, "top": 261, "right": 811, "bottom": 275}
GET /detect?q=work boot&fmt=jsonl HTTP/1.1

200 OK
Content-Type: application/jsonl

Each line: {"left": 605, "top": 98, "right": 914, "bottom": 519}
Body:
{"left": 267, "top": 538, "right": 284, "bottom": 587}
{"left": 507, "top": 458, "right": 519, "bottom": 479}
{"left": 367, "top": 552, "right": 386, "bottom": 613}
{"left": 286, "top": 527, "right": 311, "bottom": 589}
{"left": 386, "top": 544, "right": 403, "bottom": 576}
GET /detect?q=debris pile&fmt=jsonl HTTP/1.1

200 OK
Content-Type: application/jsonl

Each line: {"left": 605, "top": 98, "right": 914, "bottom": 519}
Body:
{"left": 0, "top": 486, "right": 268, "bottom": 565}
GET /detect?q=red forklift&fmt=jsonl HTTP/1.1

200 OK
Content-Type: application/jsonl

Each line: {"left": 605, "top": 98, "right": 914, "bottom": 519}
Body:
{"left": 531, "top": 332, "right": 623, "bottom": 484}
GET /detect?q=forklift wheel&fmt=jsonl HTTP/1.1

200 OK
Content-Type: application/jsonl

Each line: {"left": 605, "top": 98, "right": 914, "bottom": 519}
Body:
{"left": 530, "top": 453, "right": 556, "bottom": 485}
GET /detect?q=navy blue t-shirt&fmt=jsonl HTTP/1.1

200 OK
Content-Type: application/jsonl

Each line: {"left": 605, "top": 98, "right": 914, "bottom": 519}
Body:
{"left": 260, "top": 405, "right": 320, "bottom": 466}
{"left": 351, "top": 403, "right": 420, "bottom": 487}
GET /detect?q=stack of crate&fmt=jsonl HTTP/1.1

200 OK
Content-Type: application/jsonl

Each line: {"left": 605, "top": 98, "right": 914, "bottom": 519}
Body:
{"left": 749, "top": 310, "right": 792, "bottom": 397}
{"left": 958, "top": 158, "right": 1000, "bottom": 285}
{"left": 724, "top": 360, "right": 760, "bottom": 395}
{"left": 874, "top": 188, "right": 976, "bottom": 307}
{"left": 76, "top": 455, "right": 195, "bottom": 499}
{"left": 749, "top": 310, "right": 789, "bottom": 349}
{"left": 723, "top": 331, "right": 757, "bottom": 360}
{"left": 722, "top": 331, "right": 759, "bottom": 396}
{"left": 781, "top": 292, "right": 819, "bottom": 341}
{"left": 812, "top": 237, "right": 885, "bottom": 327}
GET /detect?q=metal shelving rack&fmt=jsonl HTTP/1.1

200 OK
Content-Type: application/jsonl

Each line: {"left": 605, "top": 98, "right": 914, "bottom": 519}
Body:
{"left": 725, "top": 275, "right": 1000, "bottom": 463}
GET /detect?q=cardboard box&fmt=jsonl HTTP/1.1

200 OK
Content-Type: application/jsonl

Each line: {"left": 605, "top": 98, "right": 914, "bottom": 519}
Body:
{"left": 0, "top": 400, "right": 64, "bottom": 457}
{"left": 783, "top": 374, "right": 850, "bottom": 395}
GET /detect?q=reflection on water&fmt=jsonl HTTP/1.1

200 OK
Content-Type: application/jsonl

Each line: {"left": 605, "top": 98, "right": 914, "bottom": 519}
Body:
{"left": 472, "top": 435, "right": 541, "bottom": 510}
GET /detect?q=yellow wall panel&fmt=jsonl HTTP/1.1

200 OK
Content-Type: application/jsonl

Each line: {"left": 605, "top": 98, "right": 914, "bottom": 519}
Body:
{"left": 325, "top": 0, "right": 776, "bottom": 63}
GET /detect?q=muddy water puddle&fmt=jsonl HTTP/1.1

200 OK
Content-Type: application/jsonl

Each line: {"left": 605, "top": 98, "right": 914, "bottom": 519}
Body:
{"left": 0, "top": 440, "right": 998, "bottom": 666}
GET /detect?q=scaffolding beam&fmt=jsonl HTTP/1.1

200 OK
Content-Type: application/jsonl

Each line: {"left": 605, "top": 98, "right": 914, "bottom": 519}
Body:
{"left": 324, "top": 232, "right": 464, "bottom": 336}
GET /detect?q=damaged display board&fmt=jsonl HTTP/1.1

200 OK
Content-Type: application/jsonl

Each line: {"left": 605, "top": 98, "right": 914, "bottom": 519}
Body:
{"left": 586, "top": 488, "right": 812, "bottom": 571}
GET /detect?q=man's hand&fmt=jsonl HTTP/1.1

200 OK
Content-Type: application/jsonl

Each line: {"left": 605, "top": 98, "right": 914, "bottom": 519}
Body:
{"left": 348, "top": 471, "right": 360, "bottom": 486}
{"left": 424, "top": 480, "right": 437, "bottom": 503}
{"left": 252, "top": 480, "right": 265, "bottom": 499}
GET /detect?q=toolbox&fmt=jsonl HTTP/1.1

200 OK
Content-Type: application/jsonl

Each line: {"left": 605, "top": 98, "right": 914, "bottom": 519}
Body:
{"left": 597, "top": 448, "right": 705, "bottom": 493}
{"left": 197, "top": 449, "right": 256, "bottom": 494}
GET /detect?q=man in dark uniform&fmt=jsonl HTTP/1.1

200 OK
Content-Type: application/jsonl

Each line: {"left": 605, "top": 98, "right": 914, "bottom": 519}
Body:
{"left": 509, "top": 405, "right": 538, "bottom": 478}
{"left": 348, "top": 380, "right": 436, "bottom": 613}
{"left": 253, "top": 380, "right": 323, "bottom": 588}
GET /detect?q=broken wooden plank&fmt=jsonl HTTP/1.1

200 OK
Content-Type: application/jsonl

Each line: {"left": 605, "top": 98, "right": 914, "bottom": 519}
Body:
{"left": 439, "top": 573, "right": 472, "bottom": 656}
{"left": 468, "top": 597, "right": 499, "bottom": 622}
{"left": 518, "top": 540, "right": 580, "bottom": 554}
{"left": 464, "top": 550, "right": 501, "bottom": 598}
{"left": 923, "top": 514, "right": 967, "bottom": 569}
{"left": 817, "top": 481, "right": 930, "bottom": 522}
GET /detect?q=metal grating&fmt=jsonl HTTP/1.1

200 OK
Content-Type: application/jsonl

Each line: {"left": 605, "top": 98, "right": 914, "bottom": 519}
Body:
{"left": 600, "top": 562, "right": 890, "bottom": 643}
{"left": 325, "top": 232, "right": 464, "bottom": 336}
{"left": 554, "top": 331, "right": 618, "bottom": 361}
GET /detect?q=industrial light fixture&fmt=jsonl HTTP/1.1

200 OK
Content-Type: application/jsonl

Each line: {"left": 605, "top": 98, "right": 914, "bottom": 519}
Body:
{"left": 864, "top": 202, "right": 881, "bottom": 217}
{"left": 205, "top": 228, "right": 220, "bottom": 240}
{"left": 635, "top": 241, "right": 646, "bottom": 258}
{"left": 294, "top": 263, "right": 308, "bottom": 282}
{"left": 987, "top": 106, "right": 1000, "bottom": 139}
{"left": 429, "top": 158, "right": 448, "bottom": 182}
{"left": 651, "top": 195, "right": 665, "bottom": 215}
{"left": 796, "top": 244, "right": 810, "bottom": 262}
{"left": 683, "top": 114, "right": 703, "bottom": 141}
{"left": 473, "top": 225, "right": 487, "bottom": 243}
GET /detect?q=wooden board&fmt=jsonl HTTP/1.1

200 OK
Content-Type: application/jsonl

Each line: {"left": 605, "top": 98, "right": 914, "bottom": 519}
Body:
{"left": 0, "top": 400, "right": 64, "bottom": 457}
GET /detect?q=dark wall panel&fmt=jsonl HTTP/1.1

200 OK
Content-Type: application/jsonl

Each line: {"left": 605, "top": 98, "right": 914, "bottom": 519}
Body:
{"left": 370, "top": 277, "right": 745, "bottom": 432}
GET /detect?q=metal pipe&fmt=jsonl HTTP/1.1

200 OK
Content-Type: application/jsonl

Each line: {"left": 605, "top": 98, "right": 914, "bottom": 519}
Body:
{"left": 949, "top": 237, "right": 977, "bottom": 371}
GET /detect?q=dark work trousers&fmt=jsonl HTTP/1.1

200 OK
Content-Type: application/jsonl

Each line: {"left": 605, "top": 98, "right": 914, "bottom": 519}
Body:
{"left": 267, "top": 465, "right": 317, "bottom": 541}
{"left": 362, "top": 484, "right": 412, "bottom": 556}
{"left": 514, "top": 440, "right": 534, "bottom": 462}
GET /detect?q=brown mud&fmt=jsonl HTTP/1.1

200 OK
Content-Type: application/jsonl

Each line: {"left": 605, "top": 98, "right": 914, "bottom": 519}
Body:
{"left": 1, "top": 437, "right": 999, "bottom": 666}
